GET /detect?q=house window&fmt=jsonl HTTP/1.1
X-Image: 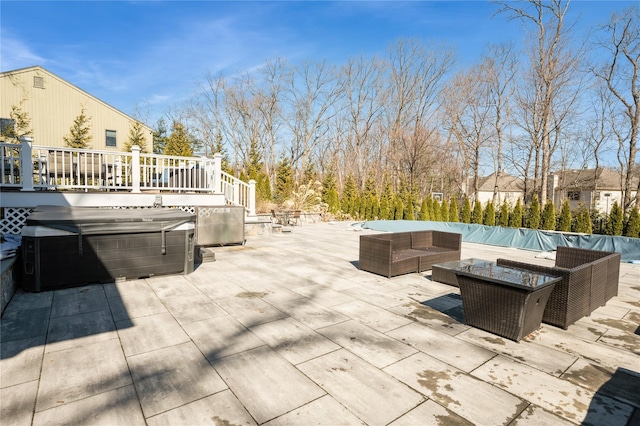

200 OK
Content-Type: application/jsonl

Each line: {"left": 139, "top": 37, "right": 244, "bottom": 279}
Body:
{"left": 105, "top": 130, "right": 117, "bottom": 147}
{"left": 567, "top": 191, "right": 580, "bottom": 201}
{"left": 0, "top": 118, "right": 14, "bottom": 136}
{"left": 33, "top": 76, "right": 45, "bottom": 89}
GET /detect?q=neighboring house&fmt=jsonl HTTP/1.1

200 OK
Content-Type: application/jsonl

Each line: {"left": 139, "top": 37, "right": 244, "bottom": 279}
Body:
{"left": 466, "top": 172, "right": 525, "bottom": 206}
{"left": 0, "top": 66, "right": 152, "bottom": 152}
{"left": 469, "top": 172, "right": 524, "bottom": 207}
{"left": 549, "top": 167, "right": 638, "bottom": 214}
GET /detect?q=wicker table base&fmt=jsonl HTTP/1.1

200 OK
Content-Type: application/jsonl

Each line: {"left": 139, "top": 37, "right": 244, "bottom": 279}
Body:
{"left": 455, "top": 263, "right": 559, "bottom": 342}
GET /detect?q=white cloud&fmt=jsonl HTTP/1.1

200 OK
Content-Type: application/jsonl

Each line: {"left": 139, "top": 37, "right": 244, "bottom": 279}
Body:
{"left": 0, "top": 34, "right": 46, "bottom": 71}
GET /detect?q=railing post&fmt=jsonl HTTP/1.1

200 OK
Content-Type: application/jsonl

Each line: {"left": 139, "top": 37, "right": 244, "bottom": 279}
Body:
{"left": 131, "top": 145, "right": 141, "bottom": 193}
{"left": 248, "top": 179, "right": 256, "bottom": 217}
{"left": 20, "top": 136, "right": 34, "bottom": 192}
{"left": 213, "top": 152, "right": 222, "bottom": 193}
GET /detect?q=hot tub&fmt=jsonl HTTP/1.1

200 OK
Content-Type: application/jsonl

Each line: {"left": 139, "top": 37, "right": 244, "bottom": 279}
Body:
{"left": 21, "top": 206, "right": 195, "bottom": 292}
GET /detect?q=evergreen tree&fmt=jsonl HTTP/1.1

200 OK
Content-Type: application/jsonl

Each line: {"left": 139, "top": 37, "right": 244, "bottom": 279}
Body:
{"left": 370, "top": 197, "right": 380, "bottom": 220}
{"left": 302, "top": 163, "right": 318, "bottom": 185}
{"left": 425, "top": 197, "right": 434, "bottom": 221}
{"left": 357, "top": 194, "right": 366, "bottom": 219}
{"left": 379, "top": 176, "right": 394, "bottom": 220}
{"left": 363, "top": 173, "right": 378, "bottom": 220}
{"left": 541, "top": 202, "right": 555, "bottom": 231}
{"left": 449, "top": 197, "right": 459, "bottom": 222}
{"left": 419, "top": 198, "right": 430, "bottom": 221}
{"left": 461, "top": 196, "right": 472, "bottom": 223}
{"left": 498, "top": 200, "right": 509, "bottom": 227}
{"left": 526, "top": 194, "right": 541, "bottom": 230}
{"left": 440, "top": 199, "right": 449, "bottom": 222}
{"left": 124, "top": 120, "right": 148, "bottom": 152}
{"left": 152, "top": 118, "right": 169, "bottom": 154}
{"left": 394, "top": 196, "right": 404, "bottom": 220}
{"left": 471, "top": 201, "right": 483, "bottom": 224}
{"left": 321, "top": 169, "right": 340, "bottom": 214}
{"left": 340, "top": 175, "right": 358, "bottom": 217}
{"left": 405, "top": 193, "right": 415, "bottom": 220}
{"left": 274, "top": 157, "right": 294, "bottom": 205}
{"left": 64, "top": 107, "right": 92, "bottom": 148}
{"left": 1, "top": 99, "right": 32, "bottom": 143}
{"left": 624, "top": 207, "right": 640, "bottom": 238}
{"left": 164, "top": 121, "right": 192, "bottom": 156}
{"left": 432, "top": 198, "right": 442, "bottom": 221}
{"left": 246, "top": 138, "right": 271, "bottom": 204}
{"left": 510, "top": 198, "right": 523, "bottom": 228}
{"left": 483, "top": 201, "right": 495, "bottom": 226}
{"left": 349, "top": 194, "right": 359, "bottom": 219}
{"left": 379, "top": 195, "right": 390, "bottom": 220}
{"left": 605, "top": 201, "right": 624, "bottom": 236}
{"left": 557, "top": 200, "right": 572, "bottom": 232}
{"left": 573, "top": 208, "right": 593, "bottom": 234}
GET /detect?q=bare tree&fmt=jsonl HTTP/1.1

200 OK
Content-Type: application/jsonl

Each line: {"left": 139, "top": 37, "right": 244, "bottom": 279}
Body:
{"left": 592, "top": 6, "right": 640, "bottom": 209}
{"left": 577, "top": 80, "right": 618, "bottom": 196}
{"left": 251, "top": 58, "right": 289, "bottom": 186}
{"left": 499, "top": 0, "right": 585, "bottom": 204}
{"left": 442, "top": 66, "right": 494, "bottom": 203}
{"left": 338, "top": 55, "right": 384, "bottom": 188}
{"left": 284, "top": 60, "right": 341, "bottom": 175}
{"left": 483, "top": 43, "right": 518, "bottom": 203}
{"left": 383, "top": 38, "right": 455, "bottom": 194}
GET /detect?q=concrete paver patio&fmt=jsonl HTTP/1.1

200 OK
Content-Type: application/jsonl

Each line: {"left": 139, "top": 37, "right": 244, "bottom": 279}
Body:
{"left": 1, "top": 221, "right": 639, "bottom": 425}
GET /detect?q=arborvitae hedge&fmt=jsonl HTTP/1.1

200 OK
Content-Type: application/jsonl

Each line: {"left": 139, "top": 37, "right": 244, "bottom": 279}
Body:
{"left": 624, "top": 207, "right": 640, "bottom": 238}
{"left": 432, "top": 198, "right": 442, "bottom": 221}
{"left": 541, "top": 202, "right": 555, "bottom": 230}
{"left": 321, "top": 172, "right": 340, "bottom": 214}
{"left": 405, "top": 196, "right": 415, "bottom": 220}
{"left": 471, "top": 201, "right": 483, "bottom": 224}
{"left": 606, "top": 201, "right": 624, "bottom": 236}
{"left": 483, "top": 201, "right": 495, "bottom": 226}
{"left": 461, "top": 196, "right": 471, "bottom": 223}
{"left": 527, "top": 195, "right": 540, "bottom": 230}
{"left": 419, "top": 199, "right": 429, "bottom": 221}
{"left": 557, "top": 200, "right": 572, "bottom": 232}
{"left": 510, "top": 198, "right": 523, "bottom": 228}
{"left": 449, "top": 198, "right": 459, "bottom": 222}
{"left": 573, "top": 208, "right": 593, "bottom": 234}
{"left": 440, "top": 199, "right": 449, "bottom": 223}
{"left": 498, "top": 200, "right": 509, "bottom": 227}
{"left": 394, "top": 196, "right": 404, "bottom": 220}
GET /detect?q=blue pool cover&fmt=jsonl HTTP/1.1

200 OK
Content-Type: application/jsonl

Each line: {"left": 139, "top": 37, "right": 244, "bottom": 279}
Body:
{"left": 362, "top": 220, "right": 640, "bottom": 263}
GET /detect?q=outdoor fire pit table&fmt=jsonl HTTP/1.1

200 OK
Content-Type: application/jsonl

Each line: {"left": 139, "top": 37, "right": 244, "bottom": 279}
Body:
{"left": 432, "top": 258, "right": 493, "bottom": 287}
{"left": 454, "top": 262, "right": 560, "bottom": 341}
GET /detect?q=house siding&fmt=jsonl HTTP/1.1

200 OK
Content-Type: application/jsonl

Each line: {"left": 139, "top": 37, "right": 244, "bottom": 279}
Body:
{"left": 1, "top": 66, "right": 153, "bottom": 152}
{"left": 549, "top": 169, "right": 637, "bottom": 214}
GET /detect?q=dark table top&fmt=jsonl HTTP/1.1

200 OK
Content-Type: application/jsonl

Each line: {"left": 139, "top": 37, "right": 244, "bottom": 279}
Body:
{"left": 454, "top": 262, "right": 560, "bottom": 291}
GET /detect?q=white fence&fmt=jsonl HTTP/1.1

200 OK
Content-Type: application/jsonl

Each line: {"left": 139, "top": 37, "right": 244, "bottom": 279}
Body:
{"left": 0, "top": 138, "right": 255, "bottom": 215}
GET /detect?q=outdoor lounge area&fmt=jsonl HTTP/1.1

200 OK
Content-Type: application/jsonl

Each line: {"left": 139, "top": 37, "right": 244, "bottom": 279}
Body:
{"left": 1, "top": 222, "right": 639, "bottom": 425}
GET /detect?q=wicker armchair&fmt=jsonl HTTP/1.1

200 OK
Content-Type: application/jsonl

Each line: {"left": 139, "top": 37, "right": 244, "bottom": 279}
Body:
{"left": 497, "top": 246, "right": 621, "bottom": 330}
{"left": 554, "top": 246, "right": 621, "bottom": 309}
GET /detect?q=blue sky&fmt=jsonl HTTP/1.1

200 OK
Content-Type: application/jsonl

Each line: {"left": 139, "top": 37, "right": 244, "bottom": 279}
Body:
{"left": 1, "top": 1, "right": 634, "bottom": 124}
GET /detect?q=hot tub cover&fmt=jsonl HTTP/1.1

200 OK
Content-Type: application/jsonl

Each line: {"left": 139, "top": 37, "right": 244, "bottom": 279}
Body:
{"left": 25, "top": 205, "right": 195, "bottom": 236}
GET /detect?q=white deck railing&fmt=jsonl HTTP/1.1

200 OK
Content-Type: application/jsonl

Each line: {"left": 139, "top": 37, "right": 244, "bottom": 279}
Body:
{"left": 0, "top": 138, "right": 255, "bottom": 215}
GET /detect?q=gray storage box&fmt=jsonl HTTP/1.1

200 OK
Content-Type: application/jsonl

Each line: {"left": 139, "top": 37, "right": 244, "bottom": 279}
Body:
{"left": 195, "top": 206, "right": 245, "bottom": 246}
{"left": 21, "top": 206, "right": 195, "bottom": 292}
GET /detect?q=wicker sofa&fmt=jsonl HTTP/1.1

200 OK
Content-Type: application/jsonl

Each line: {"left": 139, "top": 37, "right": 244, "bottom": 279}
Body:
{"left": 497, "top": 246, "right": 621, "bottom": 329}
{"left": 359, "top": 231, "right": 462, "bottom": 278}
